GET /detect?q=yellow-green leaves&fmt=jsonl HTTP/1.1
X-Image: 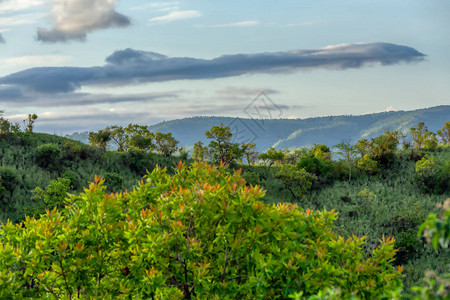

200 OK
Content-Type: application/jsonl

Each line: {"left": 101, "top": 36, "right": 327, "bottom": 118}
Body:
{"left": 0, "top": 162, "right": 403, "bottom": 299}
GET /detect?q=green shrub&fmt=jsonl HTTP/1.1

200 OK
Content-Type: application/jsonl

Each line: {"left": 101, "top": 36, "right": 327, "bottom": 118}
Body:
{"left": 35, "top": 143, "right": 63, "bottom": 169}
{"left": 357, "top": 154, "right": 379, "bottom": 174}
{"left": 415, "top": 155, "right": 449, "bottom": 194}
{"left": 0, "top": 163, "right": 403, "bottom": 299}
{"left": 0, "top": 166, "right": 19, "bottom": 193}
{"left": 103, "top": 172, "right": 124, "bottom": 193}
{"left": 61, "top": 169, "right": 82, "bottom": 190}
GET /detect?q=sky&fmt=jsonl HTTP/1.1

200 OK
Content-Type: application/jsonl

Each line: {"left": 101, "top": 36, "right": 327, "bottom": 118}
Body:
{"left": 0, "top": 0, "right": 449, "bottom": 134}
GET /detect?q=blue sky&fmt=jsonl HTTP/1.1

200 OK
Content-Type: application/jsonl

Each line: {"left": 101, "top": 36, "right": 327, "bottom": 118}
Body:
{"left": 0, "top": 0, "right": 449, "bottom": 133}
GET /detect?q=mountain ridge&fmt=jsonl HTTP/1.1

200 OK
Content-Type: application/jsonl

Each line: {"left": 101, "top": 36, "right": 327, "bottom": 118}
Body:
{"left": 66, "top": 105, "right": 450, "bottom": 152}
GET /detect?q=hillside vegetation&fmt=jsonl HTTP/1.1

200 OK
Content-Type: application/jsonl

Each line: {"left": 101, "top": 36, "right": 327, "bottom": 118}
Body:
{"left": 0, "top": 112, "right": 449, "bottom": 298}
{"left": 67, "top": 105, "right": 450, "bottom": 152}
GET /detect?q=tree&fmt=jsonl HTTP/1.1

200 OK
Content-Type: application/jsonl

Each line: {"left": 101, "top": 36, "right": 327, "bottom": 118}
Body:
{"left": 108, "top": 125, "right": 128, "bottom": 152}
{"left": 124, "top": 124, "right": 154, "bottom": 151}
{"left": 258, "top": 147, "right": 285, "bottom": 167}
{"left": 23, "top": 113, "right": 38, "bottom": 133}
{"left": 370, "top": 130, "right": 403, "bottom": 168}
{"left": 88, "top": 128, "right": 112, "bottom": 151}
{"left": 437, "top": 121, "right": 450, "bottom": 144}
{"left": 192, "top": 141, "right": 207, "bottom": 161}
{"left": 240, "top": 142, "right": 258, "bottom": 166}
{"left": 0, "top": 163, "right": 403, "bottom": 299}
{"left": 275, "top": 165, "right": 316, "bottom": 200}
{"left": 205, "top": 123, "right": 242, "bottom": 165}
{"left": 355, "top": 138, "right": 370, "bottom": 157}
{"left": 154, "top": 132, "right": 179, "bottom": 157}
{"left": 32, "top": 178, "right": 72, "bottom": 211}
{"left": 410, "top": 122, "right": 438, "bottom": 151}
{"left": 333, "top": 140, "right": 358, "bottom": 182}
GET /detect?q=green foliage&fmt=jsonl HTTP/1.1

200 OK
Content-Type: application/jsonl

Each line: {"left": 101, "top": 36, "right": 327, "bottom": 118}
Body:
{"left": 240, "top": 142, "right": 258, "bottom": 166}
{"left": 258, "top": 147, "right": 285, "bottom": 167}
{"left": 0, "top": 163, "right": 403, "bottom": 299}
{"left": 370, "top": 130, "right": 403, "bottom": 168}
{"left": 154, "top": 132, "right": 179, "bottom": 157}
{"left": 357, "top": 154, "right": 379, "bottom": 174}
{"left": 103, "top": 172, "right": 124, "bottom": 193}
{"left": 35, "top": 143, "right": 63, "bottom": 169}
{"left": 333, "top": 140, "right": 358, "bottom": 182}
{"left": 0, "top": 167, "right": 19, "bottom": 205}
{"left": 276, "top": 165, "right": 316, "bottom": 200}
{"left": 192, "top": 141, "right": 207, "bottom": 161}
{"left": 24, "top": 113, "right": 38, "bottom": 133}
{"left": 88, "top": 128, "right": 112, "bottom": 151}
{"left": 415, "top": 155, "right": 449, "bottom": 194}
{"left": 204, "top": 123, "right": 243, "bottom": 166}
{"left": 32, "top": 178, "right": 72, "bottom": 211}
{"left": 124, "top": 124, "right": 155, "bottom": 151}
{"left": 410, "top": 122, "right": 438, "bottom": 151}
{"left": 418, "top": 199, "right": 450, "bottom": 250}
{"left": 0, "top": 117, "right": 20, "bottom": 135}
{"left": 297, "top": 154, "right": 333, "bottom": 180}
{"left": 437, "top": 121, "right": 449, "bottom": 144}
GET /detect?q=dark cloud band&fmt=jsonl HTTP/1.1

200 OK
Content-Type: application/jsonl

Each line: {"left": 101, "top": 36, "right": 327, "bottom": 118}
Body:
{"left": 0, "top": 42, "right": 425, "bottom": 95}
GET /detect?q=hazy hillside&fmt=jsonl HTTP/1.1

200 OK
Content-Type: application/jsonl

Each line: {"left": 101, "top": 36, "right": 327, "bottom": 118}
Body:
{"left": 66, "top": 105, "right": 450, "bottom": 152}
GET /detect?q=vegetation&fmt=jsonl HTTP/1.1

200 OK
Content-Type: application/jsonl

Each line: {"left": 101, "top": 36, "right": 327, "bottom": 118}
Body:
{"left": 0, "top": 112, "right": 449, "bottom": 298}
{"left": 0, "top": 163, "right": 403, "bottom": 299}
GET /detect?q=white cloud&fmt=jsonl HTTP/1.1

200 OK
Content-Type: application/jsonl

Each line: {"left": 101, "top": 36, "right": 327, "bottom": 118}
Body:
{"left": 3, "top": 55, "right": 71, "bottom": 68}
{"left": 209, "top": 21, "right": 260, "bottom": 28}
{"left": 150, "top": 10, "right": 201, "bottom": 23}
{"left": 129, "top": 1, "right": 180, "bottom": 12}
{"left": 37, "top": 0, "right": 130, "bottom": 43}
{"left": 0, "top": 13, "right": 44, "bottom": 26}
{"left": 0, "top": 0, "right": 48, "bottom": 13}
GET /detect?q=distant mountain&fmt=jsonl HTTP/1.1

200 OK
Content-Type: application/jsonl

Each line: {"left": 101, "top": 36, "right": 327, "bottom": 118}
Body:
{"left": 66, "top": 105, "right": 450, "bottom": 152}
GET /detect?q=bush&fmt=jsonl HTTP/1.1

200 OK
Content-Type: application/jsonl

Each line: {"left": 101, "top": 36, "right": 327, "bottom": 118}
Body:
{"left": 357, "top": 154, "right": 379, "bottom": 174}
{"left": 61, "top": 169, "right": 82, "bottom": 190}
{"left": 103, "top": 172, "right": 123, "bottom": 193}
{"left": 0, "top": 167, "right": 19, "bottom": 193}
{"left": 0, "top": 163, "right": 403, "bottom": 299}
{"left": 415, "top": 155, "right": 449, "bottom": 194}
{"left": 35, "top": 143, "right": 63, "bottom": 169}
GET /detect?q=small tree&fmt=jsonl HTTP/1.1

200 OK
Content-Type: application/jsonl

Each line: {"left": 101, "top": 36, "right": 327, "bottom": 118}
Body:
{"left": 355, "top": 138, "right": 370, "bottom": 157}
{"left": 333, "top": 140, "right": 358, "bottom": 182}
{"left": 205, "top": 123, "right": 242, "bottom": 165}
{"left": 23, "top": 113, "right": 38, "bottom": 133}
{"left": 275, "top": 165, "right": 316, "bottom": 200}
{"left": 32, "top": 178, "right": 72, "bottom": 211}
{"left": 88, "top": 128, "right": 112, "bottom": 151}
{"left": 124, "top": 124, "right": 154, "bottom": 151}
{"left": 410, "top": 122, "right": 438, "bottom": 151}
{"left": 108, "top": 125, "right": 128, "bottom": 152}
{"left": 192, "top": 141, "right": 207, "bottom": 161}
{"left": 437, "top": 121, "right": 450, "bottom": 144}
{"left": 258, "top": 147, "right": 285, "bottom": 167}
{"left": 154, "top": 132, "right": 179, "bottom": 157}
{"left": 240, "top": 142, "right": 258, "bottom": 166}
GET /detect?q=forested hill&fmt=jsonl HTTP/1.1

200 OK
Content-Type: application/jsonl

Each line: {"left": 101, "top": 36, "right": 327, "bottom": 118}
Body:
{"left": 67, "top": 105, "right": 450, "bottom": 152}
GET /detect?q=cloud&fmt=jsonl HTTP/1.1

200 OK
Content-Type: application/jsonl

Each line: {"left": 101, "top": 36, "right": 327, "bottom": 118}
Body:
{"left": 0, "top": 0, "right": 47, "bottom": 13}
{"left": 0, "top": 43, "right": 425, "bottom": 94}
{"left": 0, "top": 86, "right": 179, "bottom": 107}
{"left": 3, "top": 55, "right": 71, "bottom": 68}
{"left": 207, "top": 21, "right": 260, "bottom": 28}
{"left": 0, "top": 33, "right": 4, "bottom": 43}
{"left": 129, "top": 2, "right": 180, "bottom": 12}
{"left": 0, "top": 13, "right": 44, "bottom": 26}
{"left": 214, "top": 87, "right": 279, "bottom": 101}
{"left": 150, "top": 10, "right": 201, "bottom": 23}
{"left": 37, "top": 0, "right": 130, "bottom": 43}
